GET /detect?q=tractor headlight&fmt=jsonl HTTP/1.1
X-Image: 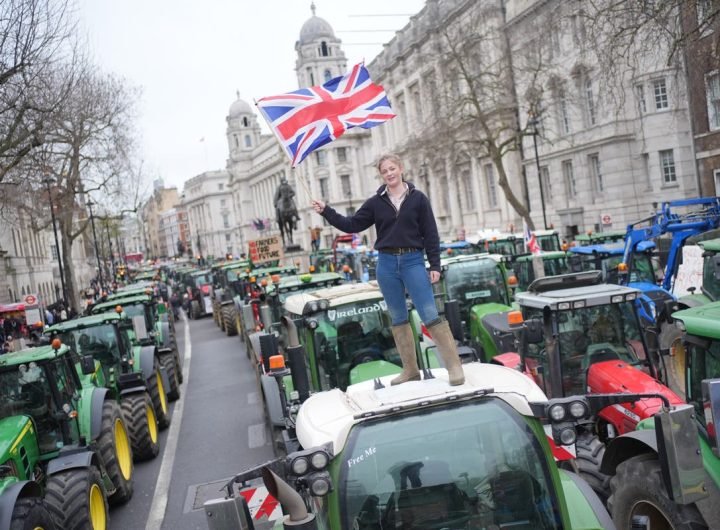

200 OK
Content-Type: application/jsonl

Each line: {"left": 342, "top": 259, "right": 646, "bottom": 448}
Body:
{"left": 568, "top": 400, "right": 588, "bottom": 419}
{"left": 611, "top": 295, "right": 623, "bottom": 303}
{"left": 290, "top": 456, "right": 309, "bottom": 475}
{"left": 625, "top": 293, "right": 637, "bottom": 301}
{"left": 310, "top": 302, "right": 319, "bottom": 313}
{"left": 558, "top": 426, "right": 577, "bottom": 445}
{"left": 319, "top": 300, "right": 329, "bottom": 310}
{"left": 308, "top": 473, "right": 332, "bottom": 497}
{"left": 557, "top": 302, "right": 570, "bottom": 310}
{"left": 548, "top": 404, "right": 566, "bottom": 421}
{"left": 310, "top": 450, "right": 329, "bottom": 470}
{"left": 306, "top": 319, "right": 318, "bottom": 330}
{"left": 572, "top": 300, "right": 586, "bottom": 309}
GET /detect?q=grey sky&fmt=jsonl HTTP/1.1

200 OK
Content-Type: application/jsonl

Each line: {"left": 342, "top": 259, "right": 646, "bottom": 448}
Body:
{"left": 77, "top": 0, "right": 425, "bottom": 193}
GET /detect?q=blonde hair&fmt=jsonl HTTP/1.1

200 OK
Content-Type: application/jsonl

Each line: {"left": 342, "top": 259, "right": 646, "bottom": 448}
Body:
{"left": 376, "top": 153, "right": 404, "bottom": 172}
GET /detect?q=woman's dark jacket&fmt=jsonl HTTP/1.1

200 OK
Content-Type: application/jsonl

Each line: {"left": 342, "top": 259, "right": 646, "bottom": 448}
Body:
{"left": 320, "top": 182, "right": 441, "bottom": 272}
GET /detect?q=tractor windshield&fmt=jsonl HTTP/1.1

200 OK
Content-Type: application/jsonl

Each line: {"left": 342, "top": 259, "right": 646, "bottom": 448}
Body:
{"left": 0, "top": 360, "right": 71, "bottom": 453}
{"left": 515, "top": 257, "right": 571, "bottom": 291}
{"left": 526, "top": 301, "right": 645, "bottom": 396}
{"left": 577, "top": 252, "right": 656, "bottom": 285}
{"left": 57, "top": 324, "right": 122, "bottom": 368}
{"left": 537, "top": 234, "right": 561, "bottom": 252}
{"left": 122, "top": 303, "right": 153, "bottom": 332}
{"left": 342, "top": 398, "right": 561, "bottom": 530}
{"left": 313, "top": 299, "right": 400, "bottom": 391}
{"left": 487, "top": 239, "right": 523, "bottom": 256}
{"left": 687, "top": 338, "right": 720, "bottom": 429}
{"left": 193, "top": 274, "right": 211, "bottom": 287}
{"left": 702, "top": 253, "right": 720, "bottom": 301}
{"left": 444, "top": 259, "right": 509, "bottom": 316}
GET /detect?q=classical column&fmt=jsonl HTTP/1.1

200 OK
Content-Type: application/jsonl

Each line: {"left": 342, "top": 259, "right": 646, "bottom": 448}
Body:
{"left": 444, "top": 156, "right": 462, "bottom": 233}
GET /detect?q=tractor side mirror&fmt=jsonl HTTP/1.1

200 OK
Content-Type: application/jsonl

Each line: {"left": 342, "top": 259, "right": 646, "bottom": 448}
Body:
{"left": 80, "top": 354, "right": 95, "bottom": 375}
{"left": 654, "top": 404, "right": 707, "bottom": 505}
{"left": 524, "top": 318, "right": 544, "bottom": 344}
{"left": 132, "top": 315, "right": 148, "bottom": 341}
{"left": 702, "top": 378, "right": 720, "bottom": 458}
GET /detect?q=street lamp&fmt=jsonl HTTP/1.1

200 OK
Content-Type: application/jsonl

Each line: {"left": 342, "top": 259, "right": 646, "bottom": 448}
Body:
{"left": 86, "top": 200, "right": 104, "bottom": 292}
{"left": 42, "top": 175, "right": 67, "bottom": 303}
{"left": 528, "top": 113, "right": 549, "bottom": 230}
{"left": 103, "top": 216, "right": 116, "bottom": 281}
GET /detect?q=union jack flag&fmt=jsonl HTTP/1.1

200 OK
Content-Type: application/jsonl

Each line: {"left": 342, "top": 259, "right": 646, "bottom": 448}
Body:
{"left": 523, "top": 220, "right": 541, "bottom": 255}
{"left": 256, "top": 63, "right": 395, "bottom": 167}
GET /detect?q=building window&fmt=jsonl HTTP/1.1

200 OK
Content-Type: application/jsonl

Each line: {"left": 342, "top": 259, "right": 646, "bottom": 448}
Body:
{"left": 483, "top": 163, "right": 498, "bottom": 208}
{"left": 589, "top": 154, "right": 603, "bottom": 192}
{"left": 220, "top": 199, "right": 226, "bottom": 207}
{"left": 706, "top": 72, "right": 720, "bottom": 130}
{"left": 225, "top": 234, "right": 231, "bottom": 242}
{"left": 307, "top": 68, "right": 314, "bottom": 86}
{"left": 653, "top": 78, "right": 669, "bottom": 110}
{"left": 540, "top": 166, "right": 552, "bottom": 200}
{"left": 234, "top": 135, "right": 239, "bottom": 147}
{"left": 713, "top": 168, "right": 720, "bottom": 194}
{"left": 697, "top": 0, "right": 713, "bottom": 36}
{"left": 320, "top": 41, "right": 329, "bottom": 57}
{"left": 410, "top": 83, "right": 423, "bottom": 123}
{"left": 635, "top": 84, "right": 646, "bottom": 114}
{"left": 585, "top": 78, "right": 596, "bottom": 126}
{"left": 315, "top": 150, "right": 327, "bottom": 166}
{"left": 323, "top": 69, "right": 332, "bottom": 82}
{"left": 461, "top": 169, "right": 475, "bottom": 210}
{"left": 659, "top": 149, "right": 677, "bottom": 184}
{"left": 243, "top": 117, "right": 249, "bottom": 127}
{"left": 336, "top": 147, "right": 347, "bottom": 163}
{"left": 557, "top": 88, "right": 571, "bottom": 134}
{"left": 245, "top": 135, "right": 252, "bottom": 147}
{"left": 340, "top": 174, "right": 351, "bottom": 198}
{"left": 562, "top": 160, "right": 576, "bottom": 197}
{"left": 222, "top": 213, "right": 230, "bottom": 228}
{"left": 218, "top": 183, "right": 224, "bottom": 191}
{"left": 319, "top": 177, "right": 329, "bottom": 199}
{"left": 50, "top": 244, "right": 58, "bottom": 260}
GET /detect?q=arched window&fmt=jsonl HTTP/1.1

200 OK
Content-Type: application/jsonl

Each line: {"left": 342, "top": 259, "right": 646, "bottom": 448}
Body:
{"left": 243, "top": 117, "right": 249, "bottom": 127}
{"left": 320, "top": 41, "right": 329, "bottom": 57}
{"left": 245, "top": 135, "right": 252, "bottom": 147}
{"left": 324, "top": 69, "right": 332, "bottom": 82}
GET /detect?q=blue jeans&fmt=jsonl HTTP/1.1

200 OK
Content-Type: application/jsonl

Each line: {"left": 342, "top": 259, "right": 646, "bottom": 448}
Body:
{"left": 376, "top": 250, "right": 439, "bottom": 326}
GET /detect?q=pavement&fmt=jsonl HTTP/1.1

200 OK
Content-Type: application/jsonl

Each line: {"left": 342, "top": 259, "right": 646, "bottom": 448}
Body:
{"left": 108, "top": 312, "right": 276, "bottom": 529}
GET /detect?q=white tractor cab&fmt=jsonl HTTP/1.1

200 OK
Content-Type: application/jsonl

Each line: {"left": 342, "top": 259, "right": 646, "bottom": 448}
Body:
{"left": 205, "top": 363, "right": 616, "bottom": 530}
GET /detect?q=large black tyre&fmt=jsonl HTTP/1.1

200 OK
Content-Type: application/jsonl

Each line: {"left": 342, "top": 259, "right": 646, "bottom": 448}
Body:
{"left": 146, "top": 357, "right": 171, "bottom": 429}
{"left": 174, "top": 348, "right": 184, "bottom": 384}
{"left": 97, "top": 400, "right": 134, "bottom": 505}
{"left": 212, "top": 300, "right": 221, "bottom": 326}
{"left": 45, "top": 467, "right": 109, "bottom": 530}
{"left": 10, "top": 497, "right": 57, "bottom": 530}
{"left": 608, "top": 453, "right": 707, "bottom": 530}
{"left": 574, "top": 432, "right": 610, "bottom": 502}
{"left": 121, "top": 392, "right": 160, "bottom": 461}
{"left": 223, "top": 306, "right": 237, "bottom": 336}
{"left": 159, "top": 351, "right": 181, "bottom": 401}
{"left": 191, "top": 300, "right": 201, "bottom": 320}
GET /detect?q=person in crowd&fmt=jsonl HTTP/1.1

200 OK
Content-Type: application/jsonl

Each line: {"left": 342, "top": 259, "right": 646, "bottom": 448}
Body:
{"left": 311, "top": 153, "right": 464, "bottom": 386}
{"left": 59, "top": 306, "right": 67, "bottom": 321}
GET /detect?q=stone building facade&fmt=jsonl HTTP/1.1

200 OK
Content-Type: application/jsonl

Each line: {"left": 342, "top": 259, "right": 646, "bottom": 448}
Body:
{"left": 182, "top": 170, "right": 235, "bottom": 259}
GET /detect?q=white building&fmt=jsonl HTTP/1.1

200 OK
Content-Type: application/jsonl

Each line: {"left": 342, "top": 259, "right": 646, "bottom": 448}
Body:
{"left": 182, "top": 170, "right": 236, "bottom": 259}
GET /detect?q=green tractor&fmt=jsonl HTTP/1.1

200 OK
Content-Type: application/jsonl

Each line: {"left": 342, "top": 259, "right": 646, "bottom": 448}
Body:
{"left": 0, "top": 341, "right": 135, "bottom": 529}
{"left": 542, "top": 299, "right": 720, "bottom": 529}
{"left": 254, "top": 281, "right": 443, "bottom": 455}
{"left": 510, "top": 251, "right": 573, "bottom": 292}
{"left": 90, "top": 295, "right": 181, "bottom": 401}
{"left": 677, "top": 238, "right": 720, "bottom": 307}
{"left": 206, "top": 363, "right": 615, "bottom": 530}
{"left": 417, "top": 253, "right": 516, "bottom": 362}
{"left": 46, "top": 313, "right": 171, "bottom": 459}
{"left": 209, "top": 260, "right": 252, "bottom": 335}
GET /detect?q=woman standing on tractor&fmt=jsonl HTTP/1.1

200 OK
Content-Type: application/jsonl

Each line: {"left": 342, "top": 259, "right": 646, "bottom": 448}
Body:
{"left": 311, "top": 153, "right": 464, "bottom": 386}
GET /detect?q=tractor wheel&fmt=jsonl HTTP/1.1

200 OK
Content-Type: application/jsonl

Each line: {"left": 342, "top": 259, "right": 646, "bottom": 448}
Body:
{"left": 45, "top": 467, "right": 108, "bottom": 530}
{"left": 10, "top": 497, "right": 57, "bottom": 530}
{"left": 97, "top": 400, "right": 134, "bottom": 505}
{"left": 223, "top": 306, "right": 237, "bottom": 336}
{"left": 574, "top": 432, "right": 610, "bottom": 502}
{"left": 121, "top": 392, "right": 160, "bottom": 461}
{"left": 147, "top": 357, "right": 171, "bottom": 429}
{"left": 659, "top": 322, "right": 686, "bottom": 400}
{"left": 191, "top": 300, "right": 201, "bottom": 319}
{"left": 608, "top": 454, "right": 706, "bottom": 530}
{"left": 212, "top": 301, "right": 220, "bottom": 326}
{"left": 159, "top": 351, "right": 181, "bottom": 401}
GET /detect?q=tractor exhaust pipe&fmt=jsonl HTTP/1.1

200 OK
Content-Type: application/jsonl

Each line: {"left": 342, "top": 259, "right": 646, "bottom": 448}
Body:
{"left": 262, "top": 467, "right": 316, "bottom": 529}
{"left": 286, "top": 345, "right": 310, "bottom": 402}
{"left": 281, "top": 316, "right": 300, "bottom": 347}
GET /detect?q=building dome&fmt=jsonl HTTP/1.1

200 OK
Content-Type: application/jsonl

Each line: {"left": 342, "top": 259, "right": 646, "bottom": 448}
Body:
{"left": 299, "top": 4, "right": 334, "bottom": 43}
{"left": 228, "top": 94, "right": 252, "bottom": 118}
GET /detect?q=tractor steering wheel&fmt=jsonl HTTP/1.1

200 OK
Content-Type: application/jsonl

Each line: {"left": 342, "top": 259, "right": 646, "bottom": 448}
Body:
{"left": 348, "top": 348, "right": 384, "bottom": 372}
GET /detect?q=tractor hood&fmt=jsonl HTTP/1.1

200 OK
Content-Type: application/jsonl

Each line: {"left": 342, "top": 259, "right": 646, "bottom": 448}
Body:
{"left": 0, "top": 416, "right": 35, "bottom": 463}
{"left": 587, "top": 360, "right": 684, "bottom": 432}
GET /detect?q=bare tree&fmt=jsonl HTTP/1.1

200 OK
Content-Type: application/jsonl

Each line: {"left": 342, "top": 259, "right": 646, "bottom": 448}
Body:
{"left": 413, "top": 2, "right": 554, "bottom": 229}
{"left": 0, "top": 0, "right": 78, "bottom": 182}
{"left": 17, "top": 63, "right": 142, "bottom": 310}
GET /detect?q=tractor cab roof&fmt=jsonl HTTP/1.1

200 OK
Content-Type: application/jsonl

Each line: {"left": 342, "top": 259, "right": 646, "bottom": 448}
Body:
{"left": 517, "top": 271, "right": 640, "bottom": 310}
{"left": 440, "top": 253, "right": 505, "bottom": 268}
{"left": 673, "top": 302, "right": 720, "bottom": 340}
{"left": 284, "top": 281, "right": 383, "bottom": 316}
{"left": 46, "top": 313, "right": 123, "bottom": 334}
{"left": 699, "top": 238, "right": 720, "bottom": 253}
{"left": 569, "top": 241, "right": 655, "bottom": 255}
{"left": 513, "top": 250, "right": 568, "bottom": 262}
{"left": 0, "top": 343, "right": 71, "bottom": 367}
{"left": 92, "top": 294, "right": 152, "bottom": 314}
{"left": 295, "top": 363, "right": 547, "bottom": 454}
